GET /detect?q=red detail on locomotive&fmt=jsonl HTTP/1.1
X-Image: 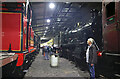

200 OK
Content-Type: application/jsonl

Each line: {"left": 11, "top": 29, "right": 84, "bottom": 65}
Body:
{"left": 17, "top": 4, "right": 22, "bottom": 7}
{"left": 97, "top": 51, "right": 102, "bottom": 56}
{"left": 1, "top": 8, "right": 8, "bottom": 10}
{"left": 14, "top": 8, "right": 22, "bottom": 11}
{"left": 0, "top": 4, "right": 5, "bottom": 6}
{"left": 16, "top": 53, "right": 24, "bottom": 66}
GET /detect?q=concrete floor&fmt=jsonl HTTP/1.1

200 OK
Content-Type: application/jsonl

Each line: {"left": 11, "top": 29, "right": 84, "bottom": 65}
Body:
{"left": 24, "top": 50, "right": 89, "bottom": 78}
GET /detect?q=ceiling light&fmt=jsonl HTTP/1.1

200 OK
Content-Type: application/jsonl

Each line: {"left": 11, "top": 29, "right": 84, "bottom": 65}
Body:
{"left": 47, "top": 19, "right": 50, "bottom": 23}
{"left": 46, "top": 27, "right": 48, "bottom": 29}
{"left": 57, "top": 18, "right": 61, "bottom": 21}
{"left": 77, "top": 22, "right": 80, "bottom": 26}
{"left": 41, "top": 37, "right": 47, "bottom": 40}
{"left": 45, "top": 31, "right": 47, "bottom": 33}
{"left": 89, "top": 23, "right": 92, "bottom": 25}
{"left": 44, "top": 33, "right": 46, "bottom": 35}
{"left": 49, "top": 3, "right": 55, "bottom": 9}
{"left": 65, "top": 2, "right": 70, "bottom": 4}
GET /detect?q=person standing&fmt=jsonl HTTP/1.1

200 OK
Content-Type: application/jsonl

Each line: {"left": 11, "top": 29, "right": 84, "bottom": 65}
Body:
{"left": 49, "top": 46, "right": 53, "bottom": 56}
{"left": 86, "top": 38, "right": 97, "bottom": 79}
{"left": 42, "top": 46, "right": 45, "bottom": 56}
{"left": 44, "top": 46, "right": 49, "bottom": 60}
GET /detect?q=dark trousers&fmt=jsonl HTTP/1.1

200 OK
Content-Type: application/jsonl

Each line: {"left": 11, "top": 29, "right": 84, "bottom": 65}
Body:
{"left": 88, "top": 63, "right": 95, "bottom": 79}
{"left": 45, "top": 51, "right": 49, "bottom": 60}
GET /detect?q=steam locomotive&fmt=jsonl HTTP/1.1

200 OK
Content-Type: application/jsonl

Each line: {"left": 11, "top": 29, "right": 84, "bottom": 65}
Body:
{"left": 60, "top": 1, "right": 120, "bottom": 78}
{"left": 60, "top": 7, "right": 102, "bottom": 70}
{"left": 0, "top": 2, "right": 40, "bottom": 78}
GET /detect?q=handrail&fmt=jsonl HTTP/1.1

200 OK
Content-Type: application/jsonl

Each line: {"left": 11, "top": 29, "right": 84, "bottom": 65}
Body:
{"left": 106, "top": 15, "right": 115, "bottom": 20}
{"left": 105, "top": 53, "right": 120, "bottom": 56}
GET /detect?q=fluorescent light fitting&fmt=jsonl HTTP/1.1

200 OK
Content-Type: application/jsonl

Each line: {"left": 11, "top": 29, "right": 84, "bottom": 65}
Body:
{"left": 47, "top": 19, "right": 50, "bottom": 23}
{"left": 49, "top": 3, "right": 55, "bottom": 9}
{"left": 72, "top": 30, "right": 77, "bottom": 33}
{"left": 46, "top": 27, "right": 48, "bottom": 29}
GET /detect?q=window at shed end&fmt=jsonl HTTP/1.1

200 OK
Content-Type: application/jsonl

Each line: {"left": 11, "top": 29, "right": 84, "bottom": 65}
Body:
{"left": 106, "top": 2, "right": 115, "bottom": 18}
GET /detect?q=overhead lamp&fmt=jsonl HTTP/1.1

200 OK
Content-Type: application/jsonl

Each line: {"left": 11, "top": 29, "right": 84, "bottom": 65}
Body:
{"left": 46, "top": 27, "right": 48, "bottom": 29}
{"left": 65, "top": 2, "right": 70, "bottom": 4}
{"left": 49, "top": 3, "right": 55, "bottom": 9}
{"left": 41, "top": 37, "right": 47, "bottom": 40}
{"left": 47, "top": 19, "right": 50, "bottom": 23}
{"left": 57, "top": 18, "right": 61, "bottom": 21}
{"left": 45, "top": 31, "right": 47, "bottom": 33}
{"left": 77, "top": 22, "right": 80, "bottom": 26}
{"left": 43, "top": 33, "right": 46, "bottom": 35}
{"left": 89, "top": 23, "right": 92, "bottom": 25}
